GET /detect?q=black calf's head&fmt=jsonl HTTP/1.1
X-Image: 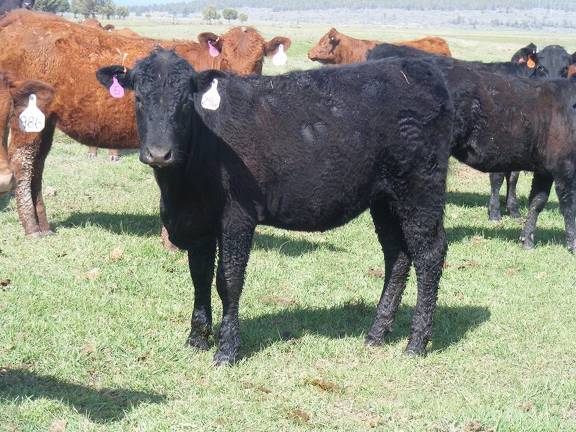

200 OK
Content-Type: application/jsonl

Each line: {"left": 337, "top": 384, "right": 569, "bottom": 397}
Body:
{"left": 511, "top": 43, "right": 537, "bottom": 65}
{"left": 536, "top": 45, "right": 572, "bottom": 78}
{"left": 97, "top": 49, "right": 197, "bottom": 168}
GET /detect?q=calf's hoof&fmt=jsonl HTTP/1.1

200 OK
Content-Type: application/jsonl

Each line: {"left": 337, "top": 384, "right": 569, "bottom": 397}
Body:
{"left": 26, "top": 232, "right": 43, "bottom": 239}
{"left": 87, "top": 153, "right": 97, "bottom": 159}
{"left": 488, "top": 211, "right": 501, "bottom": 222}
{"left": 508, "top": 208, "right": 521, "bottom": 219}
{"left": 109, "top": 155, "right": 121, "bottom": 162}
{"left": 213, "top": 350, "right": 237, "bottom": 366}
{"left": 186, "top": 325, "right": 212, "bottom": 351}
{"left": 521, "top": 239, "right": 534, "bottom": 250}
{"left": 186, "top": 335, "right": 211, "bottom": 351}
{"left": 39, "top": 230, "right": 55, "bottom": 237}
{"left": 405, "top": 339, "right": 428, "bottom": 356}
{"left": 365, "top": 331, "right": 388, "bottom": 347}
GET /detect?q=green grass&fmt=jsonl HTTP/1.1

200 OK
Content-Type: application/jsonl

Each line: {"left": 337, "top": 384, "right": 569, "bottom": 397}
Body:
{"left": 1, "top": 21, "right": 576, "bottom": 432}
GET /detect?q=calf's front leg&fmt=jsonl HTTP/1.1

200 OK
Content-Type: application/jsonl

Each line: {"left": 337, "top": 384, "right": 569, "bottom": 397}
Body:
{"left": 214, "top": 212, "right": 255, "bottom": 366}
{"left": 488, "top": 172, "right": 505, "bottom": 221}
{"left": 186, "top": 237, "right": 217, "bottom": 350}
{"left": 554, "top": 177, "right": 576, "bottom": 253}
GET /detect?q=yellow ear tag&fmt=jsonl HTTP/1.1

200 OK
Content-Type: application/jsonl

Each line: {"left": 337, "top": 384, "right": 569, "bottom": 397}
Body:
{"left": 527, "top": 58, "right": 536, "bottom": 69}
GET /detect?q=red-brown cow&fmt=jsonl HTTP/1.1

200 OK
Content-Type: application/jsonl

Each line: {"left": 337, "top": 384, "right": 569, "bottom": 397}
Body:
{"left": 308, "top": 27, "right": 451, "bottom": 65}
{"left": 0, "top": 10, "right": 291, "bottom": 244}
{"left": 81, "top": 18, "right": 140, "bottom": 161}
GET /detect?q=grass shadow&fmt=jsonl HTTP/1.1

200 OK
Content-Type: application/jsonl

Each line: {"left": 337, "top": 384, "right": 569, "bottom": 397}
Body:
{"left": 0, "top": 368, "right": 165, "bottom": 423}
{"left": 446, "top": 191, "right": 559, "bottom": 212}
{"left": 238, "top": 302, "right": 490, "bottom": 360}
{"left": 0, "top": 192, "right": 12, "bottom": 212}
{"left": 447, "top": 225, "right": 566, "bottom": 247}
{"left": 57, "top": 212, "right": 343, "bottom": 256}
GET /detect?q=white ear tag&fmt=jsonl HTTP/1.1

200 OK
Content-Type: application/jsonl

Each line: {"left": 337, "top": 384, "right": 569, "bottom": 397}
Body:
{"left": 272, "top": 44, "right": 288, "bottom": 67}
{"left": 201, "top": 79, "right": 221, "bottom": 111}
{"left": 18, "top": 94, "right": 46, "bottom": 133}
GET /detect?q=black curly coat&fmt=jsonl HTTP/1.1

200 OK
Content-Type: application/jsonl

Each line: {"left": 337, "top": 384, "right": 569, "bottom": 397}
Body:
{"left": 97, "top": 49, "right": 454, "bottom": 365}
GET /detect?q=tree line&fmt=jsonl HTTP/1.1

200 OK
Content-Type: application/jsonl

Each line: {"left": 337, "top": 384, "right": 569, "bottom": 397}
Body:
{"left": 129, "top": 0, "right": 576, "bottom": 15}
{"left": 33, "top": 0, "right": 129, "bottom": 19}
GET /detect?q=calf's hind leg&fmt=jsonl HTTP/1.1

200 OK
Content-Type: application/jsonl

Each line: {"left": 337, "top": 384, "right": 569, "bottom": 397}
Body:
{"left": 366, "top": 201, "right": 412, "bottom": 346}
{"left": 186, "top": 237, "right": 217, "bottom": 350}
{"left": 403, "top": 216, "right": 447, "bottom": 355}
{"left": 505, "top": 171, "right": 521, "bottom": 219}
{"left": 520, "top": 173, "right": 553, "bottom": 250}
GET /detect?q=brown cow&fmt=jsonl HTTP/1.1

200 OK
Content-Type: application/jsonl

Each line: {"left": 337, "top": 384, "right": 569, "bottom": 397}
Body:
{"left": 0, "top": 10, "right": 291, "bottom": 244}
{"left": 308, "top": 27, "right": 451, "bottom": 65}
{"left": 0, "top": 72, "right": 54, "bottom": 198}
{"left": 81, "top": 18, "right": 139, "bottom": 161}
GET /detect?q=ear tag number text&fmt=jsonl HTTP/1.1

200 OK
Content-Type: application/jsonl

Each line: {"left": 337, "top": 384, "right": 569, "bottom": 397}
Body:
{"left": 19, "top": 94, "right": 45, "bottom": 133}
{"left": 201, "top": 79, "right": 221, "bottom": 111}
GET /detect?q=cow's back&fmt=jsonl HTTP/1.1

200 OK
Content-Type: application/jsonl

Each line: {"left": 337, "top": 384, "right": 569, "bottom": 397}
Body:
{"left": 194, "top": 58, "right": 453, "bottom": 230}
{"left": 398, "top": 36, "right": 452, "bottom": 57}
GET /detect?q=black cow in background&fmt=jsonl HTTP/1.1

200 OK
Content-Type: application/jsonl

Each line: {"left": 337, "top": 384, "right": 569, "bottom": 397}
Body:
{"left": 0, "top": 0, "right": 34, "bottom": 14}
{"left": 97, "top": 49, "right": 455, "bottom": 365}
{"left": 368, "top": 43, "right": 576, "bottom": 253}
{"left": 489, "top": 43, "right": 576, "bottom": 221}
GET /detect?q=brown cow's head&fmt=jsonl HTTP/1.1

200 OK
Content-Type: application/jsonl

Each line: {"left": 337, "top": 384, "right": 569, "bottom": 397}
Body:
{"left": 308, "top": 28, "right": 342, "bottom": 64}
{"left": 219, "top": 26, "right": 291, "bottom": 75}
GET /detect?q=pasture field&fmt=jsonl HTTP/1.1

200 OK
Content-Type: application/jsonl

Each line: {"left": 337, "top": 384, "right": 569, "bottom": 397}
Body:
{"left": 1, "top": 20, "right": 576, "bottom": 432}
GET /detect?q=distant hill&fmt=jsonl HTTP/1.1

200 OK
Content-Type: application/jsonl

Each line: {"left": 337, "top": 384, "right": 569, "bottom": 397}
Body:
{"left": 119, "top": 0, "right": 576, "bottom": 11}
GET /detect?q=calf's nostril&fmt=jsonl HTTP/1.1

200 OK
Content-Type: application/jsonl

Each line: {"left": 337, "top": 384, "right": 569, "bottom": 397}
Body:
{"left": 164, "top": 150, "right": 172, "bottom": 161}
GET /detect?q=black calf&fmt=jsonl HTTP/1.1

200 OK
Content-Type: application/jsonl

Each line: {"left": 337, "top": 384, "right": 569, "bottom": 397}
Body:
{"left": 97, "top": 49, "right": 454, "bottom": 364}
{"left": 369, "top": 43, "right": 576, "bottom": 253}
{"left": 489, "top": 44, "right": 575, "bottom": 222}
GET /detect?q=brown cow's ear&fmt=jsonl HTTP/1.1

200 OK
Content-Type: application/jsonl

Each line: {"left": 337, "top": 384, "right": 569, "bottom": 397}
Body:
{"left": 10, "top": 80, "right": 55, "bottom": 112}
{"left": 198, "top": 32, "right": 223, "bottom": 51}
{"left": 264, "top": 37, "right": 292, "bottom": 57}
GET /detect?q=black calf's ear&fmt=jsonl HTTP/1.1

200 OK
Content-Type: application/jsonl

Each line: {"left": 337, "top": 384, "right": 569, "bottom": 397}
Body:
{"left": 96, "top": 65, "right": 134, "bottom": 91}
{"left": 193, "top": 70, "right": 226, "bottom": 93}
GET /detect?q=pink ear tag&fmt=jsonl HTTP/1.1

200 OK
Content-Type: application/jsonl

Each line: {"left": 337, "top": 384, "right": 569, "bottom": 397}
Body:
{"left": 109, "top": 76, "right": 125, "bottom": 98}
{"left": 208, "top": 41, "right": 220, "bottom": 58}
